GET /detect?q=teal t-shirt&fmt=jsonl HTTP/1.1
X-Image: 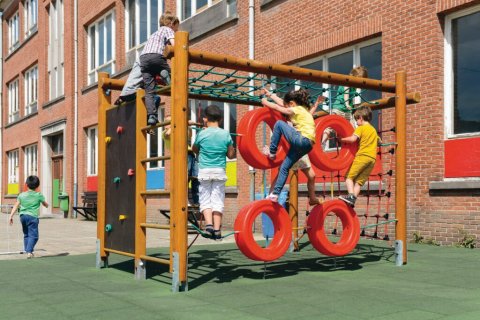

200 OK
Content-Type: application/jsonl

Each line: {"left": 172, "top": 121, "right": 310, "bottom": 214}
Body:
{"left": 194, "top": 127, "right": 233, "bottom": 169}
{"left": 331, "top": 86, "right": 356, "bottom": 113}
{"left": 18, "top": 190, "right": 45, "bottom": 218}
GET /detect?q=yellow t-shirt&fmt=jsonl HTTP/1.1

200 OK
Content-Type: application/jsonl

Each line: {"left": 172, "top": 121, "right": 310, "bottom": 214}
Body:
{"left": 353, "top": 123, "right": 379, "bottom": 159}
{"left": 291, "top": 106, "right": 315, "bottom": 141}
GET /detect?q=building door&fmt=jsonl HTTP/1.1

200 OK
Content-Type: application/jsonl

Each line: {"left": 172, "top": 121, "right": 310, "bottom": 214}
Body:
{"left": 50, "top": 134, "right": 63, "bottom": 208}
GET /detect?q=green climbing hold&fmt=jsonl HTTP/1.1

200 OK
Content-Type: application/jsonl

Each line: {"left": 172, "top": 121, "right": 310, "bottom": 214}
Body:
{"left": 105, "top": 224, "right": 112, "bottom": 232}
{"left": 113, "top": 177, "right": 121, "bottom": 184}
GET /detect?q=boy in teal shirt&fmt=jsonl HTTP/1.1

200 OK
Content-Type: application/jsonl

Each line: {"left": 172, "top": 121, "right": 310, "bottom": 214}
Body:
{"left": 192, "top": 105, "right": 235, "bottom": 239}
{"left": 9, "top": 176, "right": 49, "bottom": 258}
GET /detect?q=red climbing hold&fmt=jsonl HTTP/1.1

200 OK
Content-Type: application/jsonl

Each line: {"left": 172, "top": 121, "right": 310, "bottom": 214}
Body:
{"left": 237, "top": 108, "right": 289, "bottom": 169}
{"left": 308, "top": 115, "right": 357, "bottom": 172}
{"left": 127, "top": 169, "right": 135, "bottom": 176}
{"left": 234, "top": 200, "right": 292, "bottom": 261}
{"left": 117, "top": 126, "right": 124, "bottom": 134}
{"left": 306, "top": 199, "right": 360, "bottom": 256}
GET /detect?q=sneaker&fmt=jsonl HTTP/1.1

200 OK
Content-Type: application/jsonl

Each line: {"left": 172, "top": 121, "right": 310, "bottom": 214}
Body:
{"left": 26, "top": 253, "right": 34, "bottom": 259}
{"left": 213, "top": 230, "right": 222, "bottom": 241}
{"left": 339, "top": 194, "right": 356, "bottom": 207}
{"left": 266, "top": 193, "right": 279, "bottom": 202}
{"left": 204, "top": 224, "right": 214, "bottom": 237}
{"left": 262, "top": 145, "right": 276, "bottom": 160}
{"left": 114, "top": 97, "right": 124, "bottom": 106}
{"left": 147, "top": 114, "right": 158, "bottom": 126}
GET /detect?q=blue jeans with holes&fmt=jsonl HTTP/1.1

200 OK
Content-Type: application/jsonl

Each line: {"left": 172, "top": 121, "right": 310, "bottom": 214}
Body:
{"left": 20, "top": 214, "right": 39, "bottom": 254}
{"left": 188, "top": 152, "right": 200, "bottom": 205}
{"left": 270, "top": 121, "right": 313, "bottom": 195}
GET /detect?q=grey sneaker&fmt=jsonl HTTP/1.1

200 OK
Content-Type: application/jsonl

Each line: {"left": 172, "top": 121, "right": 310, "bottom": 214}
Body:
{"left": 147, "top": 114, "right": 158, "bottom": 126}
{"left": 339, "top": 194, "right": 356, "bottom": 207}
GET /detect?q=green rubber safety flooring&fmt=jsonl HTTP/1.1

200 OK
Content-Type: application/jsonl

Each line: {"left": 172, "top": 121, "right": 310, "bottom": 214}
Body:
{"left": 1, "top": 239, "right": 479, "bottom": 320}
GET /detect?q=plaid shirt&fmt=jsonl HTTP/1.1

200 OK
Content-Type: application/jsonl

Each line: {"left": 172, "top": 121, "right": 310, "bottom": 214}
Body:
{"left": 141, "top": 26, "right": 175, "bottom": 55}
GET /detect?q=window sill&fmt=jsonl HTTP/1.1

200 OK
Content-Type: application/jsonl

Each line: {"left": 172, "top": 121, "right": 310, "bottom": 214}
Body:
{"left": 42, "top": 95, "right": 65, "bottom": 109}
{"left": 429, "top": 179, "right": 480, "bottom": 191}
{"left": 225, "top": 186, "right": 238, "bottom": 194}
{"left": 4, "top": 28, "right": 38, "bottom": 62}
{"left": 4, "top": 194, "right": 19, "bottom": 199}
{"left": 4, "top": 110, "right": 39, "bottom": 129}
{"left": 181, "top": 0, "right": 238, "bottom": 41}
{"left": 81, "top": 82, "right": 98, "bottom": 95}
{"left": 260, "top": 0, "right": 287, "bottom": 9}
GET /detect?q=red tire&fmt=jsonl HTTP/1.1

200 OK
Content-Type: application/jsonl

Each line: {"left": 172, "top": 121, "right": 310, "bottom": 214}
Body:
{"left": 306, "top": 200, "right": 360, "bottom": 256}
{"left": 235, "top": 200, "right": 292, "bottom": 261}
{"left": 308, "top": 115, "right": 357, "bottom": 171}
{"left": 237, "top": 108, "right": 288, "bottom": 169}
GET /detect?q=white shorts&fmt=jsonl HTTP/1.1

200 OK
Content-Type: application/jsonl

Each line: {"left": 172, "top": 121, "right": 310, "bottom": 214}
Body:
{"left": 291, "top": 154, "right": 311, "bottom": 171}
{"left": 198, "top": 168, "right": 227, "bottom": 214}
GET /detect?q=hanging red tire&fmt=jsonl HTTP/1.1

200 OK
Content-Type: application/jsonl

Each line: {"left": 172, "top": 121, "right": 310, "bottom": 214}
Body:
{"left": 237, "top": 108, "right": 288, "bottom": 169}
{"left": 235, "top": 200, "right": 292, "bottom": 261}
{"left": 308, "top": 115, "right": 357, "bottom": 172}
{"left": 306, "top": 199, "right": 360, "bottom": 256}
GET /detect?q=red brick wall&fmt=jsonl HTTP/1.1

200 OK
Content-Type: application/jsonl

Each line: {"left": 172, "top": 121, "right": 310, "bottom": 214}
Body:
{"left": 2, "top": 0, "right": 479, "bottom": 246}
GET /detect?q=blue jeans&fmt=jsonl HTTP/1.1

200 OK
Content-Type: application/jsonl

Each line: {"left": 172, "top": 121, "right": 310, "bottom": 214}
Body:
{"left": 270, "top": 121, "right": 313, "bottom": 195}
{"left": 188, "top": 152, "right": 200, "bottom": 205}
{"left": 20, "top": 214, "right": 39, "bottom": 254}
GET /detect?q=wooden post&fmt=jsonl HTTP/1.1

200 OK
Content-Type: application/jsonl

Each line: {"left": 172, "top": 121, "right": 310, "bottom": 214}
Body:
{"left": 171, "top": 31, "right": 190, "bottom": 290}
{"left": 97, "top": 72, "right": 110, "bottom": 264}
{"left": 135, "top": 89, "right": 148, "bottom": 278}
{"left": 289, "top": 170, "right": 299, "bottom": 251}
{"left": 395, "top": 71, "right": 407, "bottom": 264}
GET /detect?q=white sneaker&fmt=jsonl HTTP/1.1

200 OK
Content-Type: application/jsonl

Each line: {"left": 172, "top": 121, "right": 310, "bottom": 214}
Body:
{"left": 266, "top": 193, "right": 278, "bottom": 202}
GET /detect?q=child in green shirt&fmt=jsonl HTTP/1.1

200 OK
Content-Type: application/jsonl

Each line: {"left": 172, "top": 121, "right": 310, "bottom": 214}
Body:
{"left": 9, "top": 176, "right": 49, "bottom": 258}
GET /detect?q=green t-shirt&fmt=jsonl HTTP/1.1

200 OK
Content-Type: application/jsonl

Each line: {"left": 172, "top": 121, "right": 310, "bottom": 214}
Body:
{"left": 18, "top": 190, "right": 45, "bottom": 218}
{"left": 194, "top": 127, "right": 233, "bottom": 169}
{"left": 331, "top": 86, "right": 356, "bottom": 113}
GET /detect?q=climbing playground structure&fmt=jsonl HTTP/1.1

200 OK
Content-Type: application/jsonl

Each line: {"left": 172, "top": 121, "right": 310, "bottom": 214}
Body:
{"left": 96, "top": 31, "right": 420, "bottom": 292}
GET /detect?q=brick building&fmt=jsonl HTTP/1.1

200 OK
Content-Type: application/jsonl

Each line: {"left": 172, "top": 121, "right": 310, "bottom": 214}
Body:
{"left": 1, "top": 0, "right": 479, "bottom": 246}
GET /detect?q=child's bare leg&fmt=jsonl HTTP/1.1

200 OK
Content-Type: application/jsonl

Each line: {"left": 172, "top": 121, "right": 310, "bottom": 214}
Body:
{"left": 203, "top": 208, "right": 213, "bottom": 226}
{"left": 213, "top": 212, "right": 222, "bottom": 230}
{"left": 302, "top": 167, "right": 320, "bottom": 205}
{"left": 345, "top": 178, "right": 355, "bottom": 195}
{"left": 353, "top": 183, "right": 362, "bottom": 198}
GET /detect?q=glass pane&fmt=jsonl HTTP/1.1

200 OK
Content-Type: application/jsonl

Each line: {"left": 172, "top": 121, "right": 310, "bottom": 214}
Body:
{"left": 299, "top": 59, "right": 324, "bottom": 107}
{"left": 98, "top": 20, "right": 105, "bottom": 65}
{"left": 184, "top": 0, "right": 191, "bottom": 19}
{"left": 196, "top": 0, "right": 208, "bottom": 12}
{"left": 229, "top": 104, "right": 237, "bottom": 150}
{"left": 453, "top": 11, "right": 480, "bottom": 134}
{"left": 328, "top": 51, "right": 353, "bottom": 112}
{"left": 149, "top": 130, "right": 158, "bottom": 169}
{"left": 128, "top": 0, "right": 136, "bottom": 48}
{"left": 274, "top": 77, "right": 296, "bottom": 96}
{"left": 106, "top": 15, "right": 112, "bottom": 62}
{"left": 150, "top": 0, "right": 158, "bottom": 34}
{"left": 360, "top": 42, "right": 382, "bottom": 129}
{"left": 139, "top": 0, "right": 148, "bottom": 43}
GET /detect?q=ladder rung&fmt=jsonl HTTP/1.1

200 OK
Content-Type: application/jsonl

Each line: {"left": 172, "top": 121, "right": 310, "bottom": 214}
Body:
{"left": 140, "top": 120, "right": 171, "bottom": 133}
{"left": 141, "top": 190, "right": 170, "bottom": 197}
{"left": 140, "top": 223, "right": 169, "bottom": 230}
{"left": 140, "top": 255, "right": 169, "bottom": 265}
{"left": 141, "top": 156, "right": 171, "bottom": 164}
{"left": 104, "top": 248, "right": 135, "bottom": 258}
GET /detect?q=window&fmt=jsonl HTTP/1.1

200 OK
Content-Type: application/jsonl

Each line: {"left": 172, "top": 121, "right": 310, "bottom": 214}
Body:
{"left": 8, "top": 150, "right": 19, "bottom": 184}
{"left": 8, "top": 79, "right": 19, "bottom": 123}
{"left": 48, "top": 0, "right": 64, "bottom": 99}
{"left": 87, "top": 127, "right": 98, "bottom": 175}
{"left": 147, "top": 109, "right": 166, "bottom": 169}
{"left": 24, "top": 0, "right": 38, "bottom": 36}
{"left": 125, "top": 0, "right": 164, "bottom": 63}
{"left": 445, "top": 6, "right": 480, "bottom": 137}
{"left": 8, "top": 12, "right": 19, "bottom": 53}
{"left": 88, "top": 12, "right": 115, "bottom": 84}
{"left": 179, "top": 0, "right": 221, "bottom": 20}
{"left": 24, "top": 145, "right": 38, "bottom": 177}
{"left": 25, "top": 65, "right": 38, "bottom": 115}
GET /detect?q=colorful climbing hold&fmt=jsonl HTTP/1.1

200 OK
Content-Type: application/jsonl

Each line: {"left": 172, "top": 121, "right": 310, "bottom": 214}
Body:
{"left": 105, "top": 136, "right": 112, "bottom": 144}
{"left": 105, "top": 224, "right": 112, "bottom": 232}
{"left": 127, "top": 169, "right": 135, "bottom": 176}
{"left": 119, "top": 215, "right": 127, "bottom": 221}
{"left": 117, "top": 126, "right": 124, "bottom": 134}
{"left": 113, "top": 177, "right": 121, "bottom": 184}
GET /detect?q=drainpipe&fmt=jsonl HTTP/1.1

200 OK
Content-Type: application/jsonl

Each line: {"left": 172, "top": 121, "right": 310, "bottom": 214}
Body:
{"left": 0, "top": 11, "right": 3, "bottom": 206}
{"left": 248, "top": 0, "right": 255, "bottom": 205}
{"left": 73, "top": 0, "right": 78, "bottom": 217}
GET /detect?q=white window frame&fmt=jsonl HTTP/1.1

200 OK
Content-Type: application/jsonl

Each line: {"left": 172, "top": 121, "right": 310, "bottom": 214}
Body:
{"left": 24, "top": 144, "right": 38, "bottom": 177}
{"left": 444, "top": 4, "right": 480, "bottom": 139}
{"left": 87, "top": 126, "right": 98, "bottom": 176}
{"left": 125, "top": 0, "right": 164, "bottom": 62}
{"left": 48, "top": 0, "right": 64, "bottom": 100}
{"left": 8, "top": 79, "right": 20, "bottom": 124}
{"left": 24, "top": 0, "right": 38, "bottom": 37}
{"left": 8, "top": 150, "right": 19, "bottom": 184}
{"left": 146, "top": 109, "right": 165, "bottom": 170}
{"left": 190, "top": 100, "right": 237, "bottom": 160}
{"left": 87, "top": 11, "right": 116, "bottom": 84}
{"left": 8, "top": 11, "right": 20, "bottom": 53}
{"left": 24, "top": 65, "right": 38, "bottom": 116}
{"left": 177, "top": 0, "right": 221, "bottom": 21}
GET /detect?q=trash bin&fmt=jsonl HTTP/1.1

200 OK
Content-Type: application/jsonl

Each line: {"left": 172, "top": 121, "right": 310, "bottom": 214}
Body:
{"left": 58, "top": 192, "right": 69, "bottom": 217}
